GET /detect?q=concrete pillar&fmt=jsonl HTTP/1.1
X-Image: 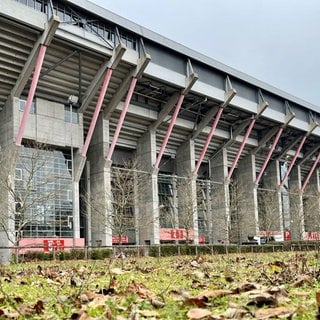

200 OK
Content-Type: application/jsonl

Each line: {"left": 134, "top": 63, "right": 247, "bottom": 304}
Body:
{"left": 72, "top": 180, "right": 80, "bottom": 239}
{"left": 210, "top": 148, "right": 229, "bottom": 243}
{"left": 303, "top": 169, "right": 320, "bottom": 232}
{"left": 262, "top": 160, "right": 284, "bottom": 234}
{"left": 176, "top": 140, "right": 198, "bottom": 244}
{"left": 87, "top": 115, "right": 112, "bottom": 246}
{"left": 0, "top": 97, "right": 16, "bottom": 263}
{"left": 289, "top": 165, "right": 304, "bottom": 240}
{"left": 136, "top": 130, "right": 159, "bottom": 245}
{"left": 237, "top": 154, "right": 259, "bottom": 242}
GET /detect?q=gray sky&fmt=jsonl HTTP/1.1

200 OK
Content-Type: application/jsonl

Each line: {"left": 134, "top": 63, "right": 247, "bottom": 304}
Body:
{"left": 89, "top": 0, "right": 320, "bottom": 107}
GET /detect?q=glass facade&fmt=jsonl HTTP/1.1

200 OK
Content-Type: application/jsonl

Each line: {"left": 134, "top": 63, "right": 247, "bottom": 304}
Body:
{"left": 15, "top": 146, "right": 73, "bottom": 238}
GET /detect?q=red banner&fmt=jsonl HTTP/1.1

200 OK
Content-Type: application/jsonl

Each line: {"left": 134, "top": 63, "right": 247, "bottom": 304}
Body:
{"left": 160, "top": 228, "right": 206, "bottom": 243}
{"left": 43, "top": 239, "right": 64, "bottom": 252}
{"left": 112, "top": 235, "right": 128, "bottom": 244}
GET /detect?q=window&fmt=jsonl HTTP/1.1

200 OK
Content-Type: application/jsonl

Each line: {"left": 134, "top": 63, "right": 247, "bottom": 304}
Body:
{"left": 19, "top": 99, "right": 36, "bottom": 114}
{"left": 15, "top": 147, "right": 73, "bottom": 238}
{"left": 15, "top": 168, "right": 22, "bottom": 180}
{"left": 64, "top": 105, "right": 79, "bottom": 124}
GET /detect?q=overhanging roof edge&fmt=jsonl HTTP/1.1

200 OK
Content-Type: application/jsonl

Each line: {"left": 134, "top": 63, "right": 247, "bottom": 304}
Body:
{"left": 64, "top": 1, "right": 320, "bottom": 112}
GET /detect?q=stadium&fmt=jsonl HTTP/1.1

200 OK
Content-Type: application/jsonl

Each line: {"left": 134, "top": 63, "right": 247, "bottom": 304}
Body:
{"left": 1, "top": 0, "right": 320, "bottom": 261}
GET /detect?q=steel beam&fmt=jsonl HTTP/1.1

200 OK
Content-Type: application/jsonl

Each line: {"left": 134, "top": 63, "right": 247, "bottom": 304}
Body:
{"left": 194, "top": 106, "right": 224, "bottom": 175}
{"left": 226, "top": 117, "right": 256, "bottom": 181}
{"left": 149, "top": 92, "right": 180, "bottom": 131}
{"left": 81, "top": 67, "right": 113, "bottom": 157}
{"left": 106, "top": 77, "right": 138, "bottom": 161}
{"left": 279, "top": 135, "right": 307, "bottom": 188}
{"left": 254, "top": 111, "right": 295, "bottom": 185}
{"left": 10, "top": 15, "right": 59, "bottom": 100}
{"left": 192, "top": 87, "right": 236, "bottom": 140}
{"left": 279, "top": 121, "right": 317, "bottom": 188}
{"left": 154, "top": 93, "right": 185, "bottom": 169}
{"left": 255, "top": 127, "right": 283, "bottom": 186}
{"left": 15, "top": 44, "right": 47, "bottom": 146}
{"left": 79, "top": 43, "right": 126, "bottom": 113}
{"left": 253, "top": 126, "right": 278, "bottom": 155}
{"left": 297, "top": 144, "right": 320, "bottom": 166}
{"left": 301, "top": 152, "right": 320, "bottom": 192}
{"left": 104, "top": 53, "right": 151, "bottom": 119}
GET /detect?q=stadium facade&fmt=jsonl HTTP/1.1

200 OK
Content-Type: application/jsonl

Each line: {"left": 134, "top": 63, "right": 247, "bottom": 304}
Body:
{"left": 1, "top": 0, "right": 320, "bottom": 260}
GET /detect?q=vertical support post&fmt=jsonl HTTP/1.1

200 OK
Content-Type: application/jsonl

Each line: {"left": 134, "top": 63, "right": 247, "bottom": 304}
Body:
{"left": 81, "top": 68, "right": 113, "bottom": 157}
{"left": 279, "top": 135, "right": 307, "bottom": 188}
{"left": 301, "top": 152, "right": 320, "bottom": 192}
{"left": 154, "top": 93, "right": 185, "bottom": 169}
{"left": 255, "top": 127, "right": 283, "bottom": 186}
{"left": 106, "top": 77, "right": 137, "bottom": 161}
{"left": 15, "top": 44, "right": 47, "bottom": 146}
{"left": 194, "top": 106, "right": 224, "bottom": 175}
{"left": 227, "top": 117, "right": 256, "bottom": 181}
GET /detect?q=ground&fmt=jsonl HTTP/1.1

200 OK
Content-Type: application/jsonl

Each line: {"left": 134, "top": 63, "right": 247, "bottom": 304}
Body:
{"left": 0, "top": 251, "right": 319, "bottom": 319}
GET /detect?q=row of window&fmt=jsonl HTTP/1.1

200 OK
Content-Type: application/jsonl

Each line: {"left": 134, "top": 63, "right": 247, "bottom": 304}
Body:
{"left": 15, "top": 0, "right": 137, "bottom": 50}
{"left": 19, "top": 99, "right": 78, "bottom": 124}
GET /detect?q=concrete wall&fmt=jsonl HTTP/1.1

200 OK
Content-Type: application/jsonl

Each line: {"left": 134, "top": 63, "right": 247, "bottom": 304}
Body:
{"left": 13, "top": 98, "right": 83, "bottom": 148}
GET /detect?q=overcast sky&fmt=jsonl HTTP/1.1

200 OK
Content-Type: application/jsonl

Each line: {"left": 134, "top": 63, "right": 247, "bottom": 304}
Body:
{"left": 89, "top": 0, "right": 320, "bottom": 107}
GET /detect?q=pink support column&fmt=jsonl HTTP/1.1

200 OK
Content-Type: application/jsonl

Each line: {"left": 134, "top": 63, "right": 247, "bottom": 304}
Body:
{"left": 106, "top": 77, "right": 137, "bottom": 161}
{"left": 15, "top": 44, "right": 47, "bottom": 146}
{"left": 154, "top": 93, "right": 185, "bottom": 169}
{"left": 194, "top": 106, "right": 224, "bottom": 175}
{"left": 255, "top": 127, "right": 283, "bottom": 186}
{"left": 227, "top": 117, "right": 256, "bottom": 181}
{"left": 81, "top": 68, "right": 113, "bottom": 157}
{"left": 279, "top": 135, "right": 307, "bottom": 188}
{"left": 301, "top": 152, "right": 320, "bottom": 192}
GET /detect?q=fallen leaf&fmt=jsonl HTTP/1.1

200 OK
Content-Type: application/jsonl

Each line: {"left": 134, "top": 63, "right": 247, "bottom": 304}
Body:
{"left": 187, "top": 308, "right": 212, "bottom": 319}
{"left": 223, "top": 307, "right": 250, "bottom": 319}
{"left": 139, "top": 309, "right": 159, "bottom": 317}
{"left": 170, "top": 289, "right": 190, "bottom": 301}
{"left": 234, "top": 282, "right": 262, "bottom": 293}
{"left": 196, "top": 289, "right": 233, "bottom": 300}
{"left": 255, "top": 306, "right": 295, "bottom": 319}
{"left": 292, "top": 274, "right": 313, "bottom": 287}
{"left": 247, "top": 292, "right": 277, "bottom": 307}
{"left": 184, "top": 297, "right": 210, "bottom": 307}
{"left": 33, "top": 300, "right": 44, "bottom": 314}
{"left": 111, "top": 268, "right": 124, "bottom": 275}
{"left": 151, "top": 298, "right": 165, "bottom": 308}
{"left": 127, "top": 282, "right": 156, "bottom": 299}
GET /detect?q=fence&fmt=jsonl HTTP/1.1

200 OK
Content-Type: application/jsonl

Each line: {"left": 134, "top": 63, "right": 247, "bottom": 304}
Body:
{"left": 1, "top": 241, "right": 320, "bottom": 263}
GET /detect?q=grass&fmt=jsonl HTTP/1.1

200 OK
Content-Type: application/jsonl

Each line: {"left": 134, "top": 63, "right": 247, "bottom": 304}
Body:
{"left": 0, "top": 251, "right": 319, "bottom": 319}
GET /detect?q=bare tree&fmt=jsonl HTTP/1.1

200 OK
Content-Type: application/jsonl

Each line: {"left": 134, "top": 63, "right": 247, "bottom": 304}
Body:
{"left": 85, "top": 159, "right": 150, "bottom": 248}
{"left": 288, "top": 186, "right": 305, "bottom": 240}
{"left": 227, "top": 178, "right": 259, "bottom": 244}
{"left": 258, "top": 188, "right": 283, "bottom": 241}
{"left": 302, "top": 188, "right": 320, "bottom": 238}
{"left": 176, "top": 176, "right": 198, "bottom": 244}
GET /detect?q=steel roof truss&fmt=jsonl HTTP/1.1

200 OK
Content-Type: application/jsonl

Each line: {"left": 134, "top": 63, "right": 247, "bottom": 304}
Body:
{"left": 301, "top": 152, "right": 320, "bottom": 192}
{"left": 104, "top": 47, "right": 151, "bottom": 119}
{"left": 10, "top": 15, "right": 59, "bottom": 101}
{"left": 253, "top": 126, "right": 279, "bottom": 155}
{"left": 79, "top": 43, "right": 126, "bottom": 113}
{"left": 297, "top": 144, "right": 320, "bottom": 166}
{"left": 192, "top": 76, "right": 236, "bottom": 140}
